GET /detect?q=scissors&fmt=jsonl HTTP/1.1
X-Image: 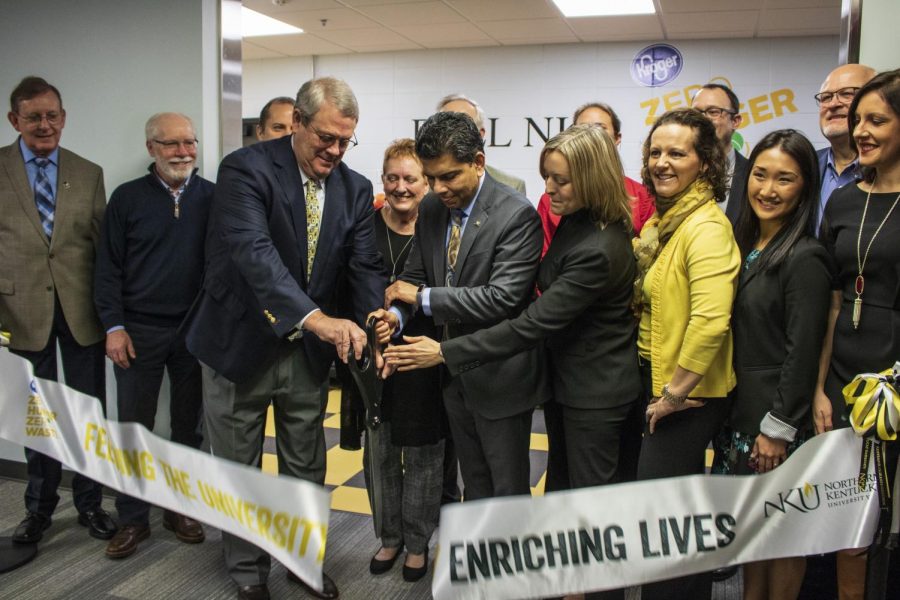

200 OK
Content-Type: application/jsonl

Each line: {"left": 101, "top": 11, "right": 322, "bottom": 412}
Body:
{"left": 347, "top": 316, "right": 386, "bottom": 536}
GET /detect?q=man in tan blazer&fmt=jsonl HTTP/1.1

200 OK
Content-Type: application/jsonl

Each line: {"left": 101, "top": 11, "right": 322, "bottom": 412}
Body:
{"left": 0, "top": 76, "right": 116, "bottom": 544}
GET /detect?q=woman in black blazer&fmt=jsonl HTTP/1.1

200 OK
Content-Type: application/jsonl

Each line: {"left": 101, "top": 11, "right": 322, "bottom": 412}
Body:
{"left": 716, "top": 129, "right": 832, "bottom": 600}
{"left": 384, "top": 124, "right": 641, "bottom": 599}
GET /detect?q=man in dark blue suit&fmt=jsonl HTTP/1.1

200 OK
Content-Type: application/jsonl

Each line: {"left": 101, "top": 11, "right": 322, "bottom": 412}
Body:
{"left": 184, "top": 77, "right": 386, "bottom": 600}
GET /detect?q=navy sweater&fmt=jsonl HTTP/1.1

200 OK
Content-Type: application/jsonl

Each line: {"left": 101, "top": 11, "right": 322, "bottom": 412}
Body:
{"left": 94, "top": 168, "right": 214, "bottom": 330}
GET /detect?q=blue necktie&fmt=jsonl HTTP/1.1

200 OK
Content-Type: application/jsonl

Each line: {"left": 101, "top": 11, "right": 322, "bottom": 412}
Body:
{"left": 33, "top": 158, "right": 55, "bottom": 238}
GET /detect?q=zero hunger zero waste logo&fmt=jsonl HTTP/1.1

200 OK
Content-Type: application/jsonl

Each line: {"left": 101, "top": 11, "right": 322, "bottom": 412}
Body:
{"left": 631, "top": 44, "right": 683, "bottom": 87}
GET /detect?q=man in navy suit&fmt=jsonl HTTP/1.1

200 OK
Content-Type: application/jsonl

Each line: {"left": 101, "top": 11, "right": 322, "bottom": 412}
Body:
{"left": 184, "top": 77, "right": 385, "bottom": 600}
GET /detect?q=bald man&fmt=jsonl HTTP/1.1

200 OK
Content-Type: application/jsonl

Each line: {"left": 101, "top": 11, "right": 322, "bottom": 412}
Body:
{"left": 815, "top": 63, "right": 876, "bottom": 229}
{"left": 437, "top": 94, "right": 526, "bottom": 196}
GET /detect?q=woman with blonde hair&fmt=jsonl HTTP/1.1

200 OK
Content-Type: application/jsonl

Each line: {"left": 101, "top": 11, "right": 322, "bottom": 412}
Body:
{"left": 385, "top": 123, "right": 641, "bottom": 600}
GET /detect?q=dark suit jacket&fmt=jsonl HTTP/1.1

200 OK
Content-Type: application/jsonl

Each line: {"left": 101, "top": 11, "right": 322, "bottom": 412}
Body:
{"left": 725, "top": 151, "right": 749, "bottom": 225}
{"left": 398, "top": 173, "right": 548, "bottom": 418}
{"left": 730, "top": 237, "right": 833, "bottom": 435}
{"left": 183, "top": 135, "right": 386, "bottom": 384}
{"left": 442, "top": 211, "right": 641, "bottom": 409}
{"left": 0, "top": 140, "right": 106, "bottom": 351}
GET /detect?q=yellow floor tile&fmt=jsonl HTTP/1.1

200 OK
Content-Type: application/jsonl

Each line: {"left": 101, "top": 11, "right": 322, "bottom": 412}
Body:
{"left": 323, "top": 413, "right": 341, "bottom": 429}
{"left": 326, "top": 389, "right": 341, "bottom": 414}
{"left": 265, "top": 405, "right": 275, "bottom": 437}
{"left": 530, "top": 432, "right": 548, "bottom": 452}
{"left": 261, "top": 453, "right": 278, "bottom": 475}
{"left": 324, "top": 445, "right": 363, "bottom": 486}
{"left": 331, "top": 485, "right": 372, "bottom": 514}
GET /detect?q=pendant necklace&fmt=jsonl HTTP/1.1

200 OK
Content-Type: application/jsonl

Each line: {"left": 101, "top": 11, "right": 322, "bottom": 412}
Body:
{"left": 384, "top": 217, "right": 414, "bottom": 283}
{"left": 854, "top": 177, "right": 900, "bottom": 329}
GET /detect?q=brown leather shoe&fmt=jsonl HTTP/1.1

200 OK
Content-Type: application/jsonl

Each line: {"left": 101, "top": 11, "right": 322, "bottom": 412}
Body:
{"left": 162, "top": 510, "right": 205, "bottom": 543}
{"left": 237, "top": 584, "right": 270, "bottom": 600}
{"left": 287, "top": 570, "right": 339, "bottom": 599}
{"left": 105, "top": 524, "right": 150, "bottom": 559}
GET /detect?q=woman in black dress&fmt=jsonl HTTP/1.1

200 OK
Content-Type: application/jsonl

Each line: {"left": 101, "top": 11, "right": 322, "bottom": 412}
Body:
{"left": 716, "top": 129, "right": 832, "bottom": 600}
{"left": 815, "top": 68, "right": 900, "bottom": 599}
{"left": 366, "top": 139, "right": 445, "bottom": 582}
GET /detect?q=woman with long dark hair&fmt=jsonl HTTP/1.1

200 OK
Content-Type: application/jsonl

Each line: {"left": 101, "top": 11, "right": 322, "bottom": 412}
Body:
{"left": 814, "top": 68, "right": 900, "bottom": 600}
{"left": 718, "top": 129, "right": 832, "bottom": 600}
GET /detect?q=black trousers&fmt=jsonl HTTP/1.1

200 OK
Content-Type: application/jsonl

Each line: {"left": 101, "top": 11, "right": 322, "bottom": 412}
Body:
{"left": 12, "top": 300, "right": 105, "bottom": 517}
{"left": 443, "top": 377, "right": 533, "bottom": 501}
{"left": 113, "top": 321, "right": 202, "bottom": 525}
{"left": 637, "top": 360, "right": 730, "bottom": 600}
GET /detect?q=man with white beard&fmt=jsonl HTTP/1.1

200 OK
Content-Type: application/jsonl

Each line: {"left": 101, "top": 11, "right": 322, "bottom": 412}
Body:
{"left": 93, "top": 112, "right": 214, "bottom": 559}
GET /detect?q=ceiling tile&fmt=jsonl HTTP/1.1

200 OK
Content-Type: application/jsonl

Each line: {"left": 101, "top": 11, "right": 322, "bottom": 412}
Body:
{"left": 248, "top": 33, "right": 353, "bottom": 56}
{"left": 354, "top": 2, "right": 468, "bottom": 25}
{"left": 315, "top": 28, "right": 423, "bottom": 50}
{"left": 661, "top": 0, "right": 764, "bottom": 11}
{"left": 242, "top": 0, "right": 343, "bottom": 14}
{"left": 241, "top": 41, "right": 287, "bottom": 60}
{"left": 479, "top": 18, "right": 575, "bottom": 40}
{"left": 403, "top": 22, "right": 494, "bottom": 44}
{"left": 663, "top": 10, "right": 758, "bottom": 34}
{"left": 341, "top": 0, "right": 436, "bottom": 5}
{"left": 759, "top": 7, "right": 840, "bottom": 31}
{"left": 567, "top": 15, "right": 662, "bottom": 37}
{"left": 275, "top": 8, "right": 380, "bottom": 30}
{"left": 447, "top": 0, "right": 559, "bottom": 21}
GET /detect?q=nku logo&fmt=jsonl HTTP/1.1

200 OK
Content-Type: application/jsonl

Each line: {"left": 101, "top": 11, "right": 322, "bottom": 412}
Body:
{"left": 29, "top": 379, "right": 38, "bottom": 394}
{"left": 763, "top": 482, "right": 821, "bottom": 518}
{"left": 631, "top": 44, "right": 683, "bottom": 87}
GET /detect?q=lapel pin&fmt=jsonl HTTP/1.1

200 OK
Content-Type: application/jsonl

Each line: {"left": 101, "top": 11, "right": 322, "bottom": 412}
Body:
{"left": 63, "top": 181, "right": 70, "bottom": 190}
{"left": 475, "top": 220, "right": 481, "bottom": 227}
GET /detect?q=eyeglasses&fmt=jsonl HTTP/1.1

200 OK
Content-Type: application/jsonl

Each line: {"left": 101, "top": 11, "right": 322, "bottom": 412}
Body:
{"left": 307, "top": 124, "right": 358, "bottom": 150}
{"left": 814, "top": 87, "right": 860, "bottom": 106}
{"left": 696, "top": 107, "right": 737, "bottom": 119}
{"left": 17, "top": 112, "right": 63, "bottom": 126}
{"left": 152, "top": 139, "right": 198, "bottom": 150}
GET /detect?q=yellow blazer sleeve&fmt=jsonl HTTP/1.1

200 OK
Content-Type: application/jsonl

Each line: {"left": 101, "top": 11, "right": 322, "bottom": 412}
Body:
{"left": 677, "top": 219, "right": 740, "bottom": 375}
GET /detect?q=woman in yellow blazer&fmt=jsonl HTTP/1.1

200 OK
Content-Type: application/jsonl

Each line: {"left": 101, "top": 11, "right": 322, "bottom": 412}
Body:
{"left": 632, "top": 108, "right": 741, "bottom": 600}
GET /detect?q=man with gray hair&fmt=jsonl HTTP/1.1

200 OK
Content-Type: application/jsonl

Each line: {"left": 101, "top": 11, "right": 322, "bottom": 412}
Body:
{"left": 94, "top": 112, "right": 213, "bottom": 559}
{"left": 815, "top": 63, "right": 876, "bottom": 230}
{"left": 437, "top": 93, "right": 527, "bottom": 195}
{"left": 184, "top": 77, "right": 386, "bottom": 600}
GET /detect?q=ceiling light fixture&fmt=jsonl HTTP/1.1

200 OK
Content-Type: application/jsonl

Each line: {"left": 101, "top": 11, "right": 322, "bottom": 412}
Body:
{"left": 551, "top": 0, "right": 656, "bottom": 17}
{"left": 242, "top": 6, "right": 303, "bottom": 37}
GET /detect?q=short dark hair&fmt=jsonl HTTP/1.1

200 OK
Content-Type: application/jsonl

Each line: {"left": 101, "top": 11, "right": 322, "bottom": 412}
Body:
{"left": 415, "top": 111, "right": 484, "bottom": 163}
{"left": 10, "top": 76, "right": 62, "bottom": 113}
{"left": 733, "top": 129, "right": 820, "bottom": 271}
{"left": 848, "top": 68, "right": 900, "bottom": 183}
{"left": 572, "top": 102, "right": 622, "bottom": 137}
{"left": 641, "top": 108, "right": 728, "bottom": 202}
{"left": 699, "top": 83, "right": 740, "bottom": 113}
{"left": 258, "top": 96, "right": 295, "bottom": 129}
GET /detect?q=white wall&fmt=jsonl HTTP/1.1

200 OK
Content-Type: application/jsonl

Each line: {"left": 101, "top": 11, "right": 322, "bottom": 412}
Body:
{"left": 244, "top": 37, "right": 838, "bottom": 203}
{"left": 0, "top": 0, "right": 221, "bottom": 463}
{"left": 860, "top": 0, "right": 898, "bottom": 72}
{"left": 243, "top": 57, "right": 315, "bottom": 120}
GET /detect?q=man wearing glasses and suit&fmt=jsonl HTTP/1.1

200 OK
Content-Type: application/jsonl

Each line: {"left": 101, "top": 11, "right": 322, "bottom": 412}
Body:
{"left": 0, "top": 76, "right": 116, "bottom": 545}
{"left": 184, "top": 77, "right": 386, "bottom": 600}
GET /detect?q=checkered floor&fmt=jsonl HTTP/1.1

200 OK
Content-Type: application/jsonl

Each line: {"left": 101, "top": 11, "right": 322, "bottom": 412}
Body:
{"left": 261, "top": 389, "right": 715, "bottom": 515}
{"left": 261, "top": 388, "right": 550, "bottom": 515}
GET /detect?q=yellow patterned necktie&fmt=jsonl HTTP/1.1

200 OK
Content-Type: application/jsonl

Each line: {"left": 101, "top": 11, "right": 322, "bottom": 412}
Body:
{"left": 446, "top": 209, "right": 462, "bottom": 286}
{"left": 305, "top": 179, "right": 321, "bottom": 279}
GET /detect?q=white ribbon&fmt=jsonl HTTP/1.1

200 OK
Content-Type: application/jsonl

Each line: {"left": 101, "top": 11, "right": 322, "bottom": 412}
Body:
{"left": 433, "top": 428, "right": 879, "bottom": 600}
{"left": 0, "top": 351, "right": 330, "bottom": 591}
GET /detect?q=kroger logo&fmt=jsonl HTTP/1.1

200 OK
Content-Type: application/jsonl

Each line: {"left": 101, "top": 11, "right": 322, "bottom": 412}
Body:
{"left": 631, "top": 44, "right": 683, "bottom": 87}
